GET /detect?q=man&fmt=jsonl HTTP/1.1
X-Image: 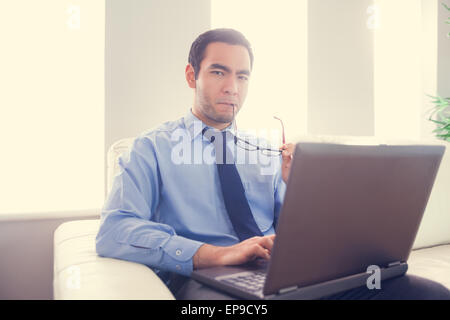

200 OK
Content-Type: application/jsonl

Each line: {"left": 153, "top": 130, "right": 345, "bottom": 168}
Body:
{"left": 96, "top": 28, "right": 449, "bottom": 300}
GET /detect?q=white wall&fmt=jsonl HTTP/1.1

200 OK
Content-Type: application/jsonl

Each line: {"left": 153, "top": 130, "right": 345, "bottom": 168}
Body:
{"left": 105, "top": 0, "right": 377, "bottom": 143}
{"left": 438, "top": 0, "right": 450, "bottom": 97}
{"left": 307, "top": 0, "right": 375, "bottom": 136}
{"left": 105, "top": 0, "right": 211, "bottom": 196}
{"left": 105, "top": 0, "right": 211, "bottom": 155}
{"left": 421, "top": 0, "right": 438, "bottom": 139}
{"left": 211, "top": 0, "right": 308, "bottom": 141}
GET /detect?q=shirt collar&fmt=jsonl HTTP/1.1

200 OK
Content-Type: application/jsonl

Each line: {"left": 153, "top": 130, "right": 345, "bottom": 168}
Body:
{"left": 184, "top": 109, "right": 236, "bottom": 141}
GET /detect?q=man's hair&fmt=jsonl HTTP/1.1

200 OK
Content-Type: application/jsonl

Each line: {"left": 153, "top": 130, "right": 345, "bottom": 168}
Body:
{"left": 188, "top": 28, "right": 254, "bottom": 80}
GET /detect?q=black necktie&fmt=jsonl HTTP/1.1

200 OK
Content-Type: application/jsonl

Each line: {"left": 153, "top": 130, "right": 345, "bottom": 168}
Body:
{"left": 203, "top": 127, "right": 263, "bottom": 241}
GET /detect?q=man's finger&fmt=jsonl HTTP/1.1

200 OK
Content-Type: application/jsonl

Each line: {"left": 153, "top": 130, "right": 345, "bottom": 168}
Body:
{"left": 251, "top": 236, "right": 275, "bottom": 255}
{"left": 259, "top": 236, "right": 274, "bottom": 252}
{"left": 282, "top": 150, "right": 292, "bottom": 159}
{"left": 248, "top": 243, "right": 270, "bottom": 260}
{"left": 280, "top": 143, "right": 294, "bottom": 159}
{"left": 255, "top": 245, "right": 270, "bottom": 260}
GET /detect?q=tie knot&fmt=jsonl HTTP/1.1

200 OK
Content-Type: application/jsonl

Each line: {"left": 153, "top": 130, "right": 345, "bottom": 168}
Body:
{"left": 202, "top": 127, "right": 235, "bottom": 164}
{"left": 202, "top": 127, "right": 232, "bottom": 143}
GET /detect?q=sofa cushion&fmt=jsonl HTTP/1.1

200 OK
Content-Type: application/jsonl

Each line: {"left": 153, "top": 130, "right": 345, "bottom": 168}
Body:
{"left": 53, "top": 219, "right": 175, "bottom": 300}
{"left": 408, "top": 245, "right": 450, "bottom": 289}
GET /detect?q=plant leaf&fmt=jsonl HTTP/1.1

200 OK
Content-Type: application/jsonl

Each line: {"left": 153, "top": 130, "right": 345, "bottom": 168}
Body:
{"left": 429, "top": 119, "right": 447, "bottom": 125}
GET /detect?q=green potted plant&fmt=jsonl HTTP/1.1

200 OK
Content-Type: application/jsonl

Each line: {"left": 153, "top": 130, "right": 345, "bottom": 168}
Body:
{"left": 428, "top": 2, "right": 450, "bottom": 142}
{"left": 427, "top": 95, "right": 450, "bottom": 142}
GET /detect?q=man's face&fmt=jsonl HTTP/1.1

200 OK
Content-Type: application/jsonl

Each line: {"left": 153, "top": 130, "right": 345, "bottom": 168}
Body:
{"left": 188, "top": 42, "right": 251, "bottom": 129}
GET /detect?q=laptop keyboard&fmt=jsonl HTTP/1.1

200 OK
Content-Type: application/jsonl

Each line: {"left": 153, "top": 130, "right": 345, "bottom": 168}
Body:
{"left": 217, "top": 271, "right": 267, "bottom": 293}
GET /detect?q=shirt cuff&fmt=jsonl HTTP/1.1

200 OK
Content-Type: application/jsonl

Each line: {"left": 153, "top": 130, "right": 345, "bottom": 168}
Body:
{"left": 161, "top": 235, "right": 204, "bottom": 276}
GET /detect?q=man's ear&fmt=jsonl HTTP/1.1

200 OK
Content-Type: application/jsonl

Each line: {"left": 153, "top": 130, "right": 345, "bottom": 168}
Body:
{"left": 185, "top": 64, "right": 196, "bottom": 89}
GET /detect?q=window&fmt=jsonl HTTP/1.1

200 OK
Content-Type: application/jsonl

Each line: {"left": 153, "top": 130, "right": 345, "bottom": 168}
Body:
{"left": 211, "top": 0, "right": 308, "bottom": 144}
{"left": 212, "top": 0, "right": 436, "bottom": 141}
{"left": 0, "top": 1, "right": 105, "bottom": 214}
{"left": 374, "top": 0, "right": 425, "bottom": 140}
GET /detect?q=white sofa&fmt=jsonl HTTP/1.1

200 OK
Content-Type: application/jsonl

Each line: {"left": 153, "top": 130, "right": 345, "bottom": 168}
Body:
{"left": 53, "top": 137, "right": 450, "bottom": 299}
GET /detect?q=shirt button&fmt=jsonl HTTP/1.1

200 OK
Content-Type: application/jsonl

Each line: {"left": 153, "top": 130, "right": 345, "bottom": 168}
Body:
{"left": 176, "top": 265, "right": 181, "bottom": 271}
{"left": 175, "top": 249, "right": 182, "bottom": 256}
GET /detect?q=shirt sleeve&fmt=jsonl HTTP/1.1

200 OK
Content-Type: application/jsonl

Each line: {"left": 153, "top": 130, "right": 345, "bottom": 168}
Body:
{"left": 95, "top": 134, "right": 204, "bottom": 276}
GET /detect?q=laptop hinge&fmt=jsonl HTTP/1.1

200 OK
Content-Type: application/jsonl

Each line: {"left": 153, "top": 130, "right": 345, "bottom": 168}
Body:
{"left": 278, "top": 285, "right": 298, "bottom": 295}
{"left": 387, "top": 261, "right": 401, "bottom": 267}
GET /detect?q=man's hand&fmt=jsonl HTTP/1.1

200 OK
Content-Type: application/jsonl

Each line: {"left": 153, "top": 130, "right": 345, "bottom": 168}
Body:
{"left": 193, "top": 235, "right": 275, "bottom": 269}
{"left": 280, "top": 143, "right": 295, "bottom": 184}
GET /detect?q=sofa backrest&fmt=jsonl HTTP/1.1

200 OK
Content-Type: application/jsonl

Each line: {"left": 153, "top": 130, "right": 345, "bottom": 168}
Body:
{"left": 410, "top": 140, "right": 450, "bottom": 249}
{"left": 106, "top": 136, "right": 450, "bottom": 250}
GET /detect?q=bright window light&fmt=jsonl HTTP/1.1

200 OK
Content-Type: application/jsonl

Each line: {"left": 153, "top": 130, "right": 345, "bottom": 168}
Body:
{"left": 0, "top": 0, "right": 105, "bottom": 214}
{"left": 374, "top": 0, "right": 423, "bottom": 140}
{"left": 211, "top": 0, "right": 308, "bottom": 144}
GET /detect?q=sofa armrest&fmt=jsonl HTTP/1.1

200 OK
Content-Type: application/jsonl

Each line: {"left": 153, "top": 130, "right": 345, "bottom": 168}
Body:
{"left": 53, "top": 219, "right": 174, "bottom": 300}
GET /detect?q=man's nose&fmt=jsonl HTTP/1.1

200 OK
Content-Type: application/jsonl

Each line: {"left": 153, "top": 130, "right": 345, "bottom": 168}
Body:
{"left": 222, "top": 76, "right": 238, "bottom": 95}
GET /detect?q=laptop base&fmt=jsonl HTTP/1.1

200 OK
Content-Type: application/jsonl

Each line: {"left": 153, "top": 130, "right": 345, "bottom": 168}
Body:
{"left": 192, "top": 262, "right": 408, "bottom": 300}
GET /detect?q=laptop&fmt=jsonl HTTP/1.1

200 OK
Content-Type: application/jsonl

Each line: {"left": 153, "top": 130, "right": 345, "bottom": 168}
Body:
{"left": 192, "top": 142, "right": 446, "bottom": 300}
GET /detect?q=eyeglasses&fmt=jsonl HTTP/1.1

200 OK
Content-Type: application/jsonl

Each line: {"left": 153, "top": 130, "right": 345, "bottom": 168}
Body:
{"left": 233, "top": 115, "right": 285, "bottom": 157}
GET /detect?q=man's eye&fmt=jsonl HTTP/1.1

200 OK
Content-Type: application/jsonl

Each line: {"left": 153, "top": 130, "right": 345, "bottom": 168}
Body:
{"left": 239, "top": 76, "right": 249, "bottom": 81}
{"left": 211, "top": 71, "right": 224, "bottom": 76}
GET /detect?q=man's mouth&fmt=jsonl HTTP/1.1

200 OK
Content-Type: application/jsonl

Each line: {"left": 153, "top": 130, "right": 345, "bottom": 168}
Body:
{"left": 217, "top": 102, "right": 237, "bottom": 108}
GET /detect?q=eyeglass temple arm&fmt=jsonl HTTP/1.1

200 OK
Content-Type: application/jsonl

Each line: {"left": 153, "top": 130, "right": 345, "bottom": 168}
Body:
{"left": 273, "top": 116, "right": 285, "bottom": 145}
{"left": 235, "top": 136, "right": 281, "bottom": 153}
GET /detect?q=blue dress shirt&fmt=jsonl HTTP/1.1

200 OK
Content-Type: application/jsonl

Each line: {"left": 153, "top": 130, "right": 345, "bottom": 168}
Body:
{"left": 96, "top": 110, "right": 286, "bottom": 286}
